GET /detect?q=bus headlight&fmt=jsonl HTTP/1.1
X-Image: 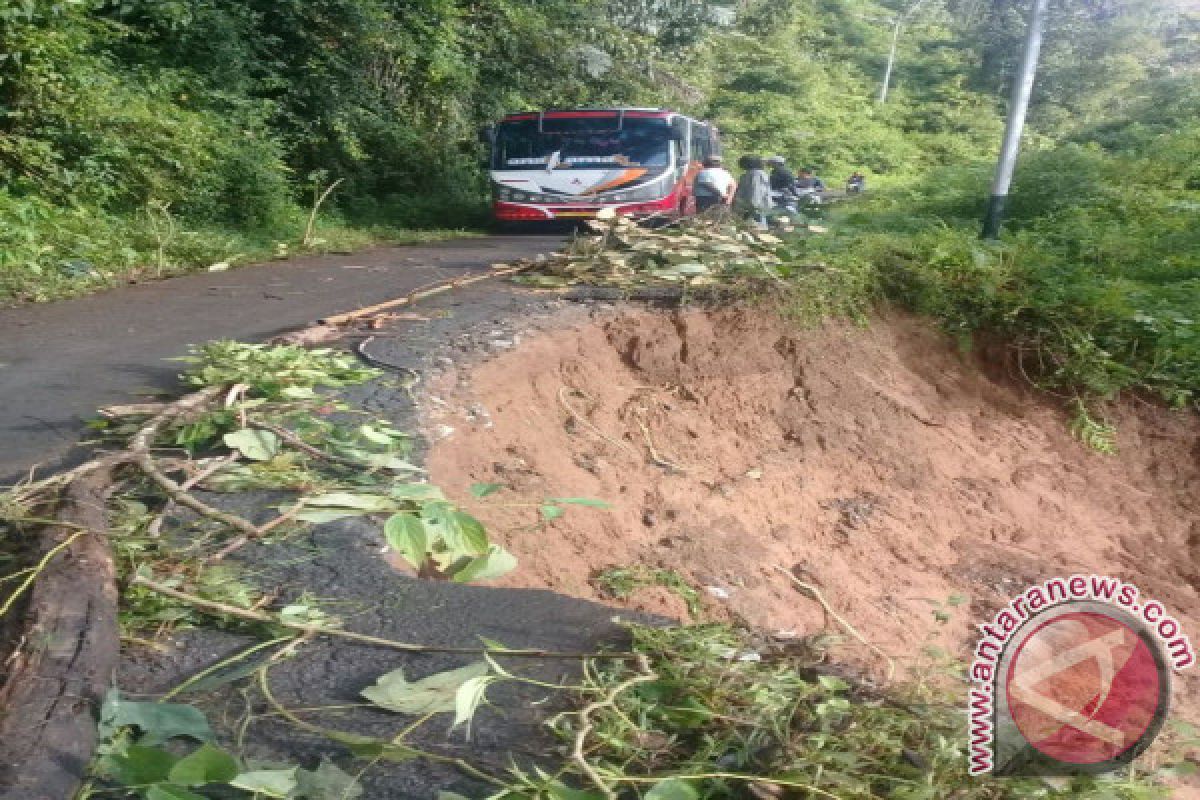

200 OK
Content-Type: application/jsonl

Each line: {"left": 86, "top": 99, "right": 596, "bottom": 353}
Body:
{"left": 605, "top": 180, "right": 668, "bottom": 204}
{"left": 495, "top": 185, "right": 545, "bottom": 204}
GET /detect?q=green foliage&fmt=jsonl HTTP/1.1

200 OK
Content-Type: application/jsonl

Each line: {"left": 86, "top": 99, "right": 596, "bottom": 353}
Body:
{"left": 526, "top": 623, "right": 1178, "bottom": 799}
{"left": 1070, "top": 399, "right": 1118, "bottom": 455}
{"left": 595, "top": 566, "right": 702, "bottom": 617}
{"left": 794, "top": 96, "right": 1200, "bottom": 409}
{"left": 93, "top": 690, "right": 363, "bottom": 799}
{"left": 177, "top": 341, "right": 380, "bottom": 398}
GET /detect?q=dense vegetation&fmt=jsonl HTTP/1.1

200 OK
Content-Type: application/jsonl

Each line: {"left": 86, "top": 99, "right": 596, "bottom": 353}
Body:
{"left": 1, "top": 0, "right": 1197, "bottom": 406}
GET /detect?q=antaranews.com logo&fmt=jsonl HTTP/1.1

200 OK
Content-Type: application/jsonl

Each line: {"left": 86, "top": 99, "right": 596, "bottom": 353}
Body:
{"left": 968, "top": 575, "right": 1195, "bottom": 777}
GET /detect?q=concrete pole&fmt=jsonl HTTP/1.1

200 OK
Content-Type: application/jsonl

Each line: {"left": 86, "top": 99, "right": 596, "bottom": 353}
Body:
{"left": 981, "top": 0, "right": 1050, "bottom": 239}
{"left": 879, "top": 19, "right": 903, "bottom": 104}
{"left": 878, "top": 0, "right": 929, "bottom": 105}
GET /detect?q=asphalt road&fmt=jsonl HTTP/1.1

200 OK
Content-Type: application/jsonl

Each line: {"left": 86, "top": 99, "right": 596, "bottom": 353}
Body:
{"left": 0, "top": 235, "right": 562, "bottom": 482}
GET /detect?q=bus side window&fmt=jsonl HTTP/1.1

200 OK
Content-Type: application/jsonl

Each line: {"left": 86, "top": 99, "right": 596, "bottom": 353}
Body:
{"left": 691, "top": 131, "right": 706, "bottom": 164}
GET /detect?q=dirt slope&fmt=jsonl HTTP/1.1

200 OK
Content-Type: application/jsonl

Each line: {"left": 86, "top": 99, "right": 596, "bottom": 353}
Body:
{"left": 423, "top": 306, "right": 1199, "bottom": 708}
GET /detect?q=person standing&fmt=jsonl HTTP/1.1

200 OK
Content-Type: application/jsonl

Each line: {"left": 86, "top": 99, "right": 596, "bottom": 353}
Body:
{"left": 693, "top": 155, "right": 736, "bottom": 212}
{"left": 846, "top": 171, "right": 866, "bottom": 193}
{"left": 733, "top": 155, "right": 772, "bottom": 226}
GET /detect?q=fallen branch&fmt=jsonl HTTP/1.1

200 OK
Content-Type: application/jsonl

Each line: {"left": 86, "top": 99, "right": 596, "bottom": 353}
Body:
{"left": 98, "top": 401, "right": 171, "bottom": 418}
{"left": 128, "top": 387, "right": 260, "bottom": 538}
{"left": 204, "top": 498, "right": 308, "bottom": 565}
{"left": 147, "top": 454, "right": 240, "bottom": 538}
{"left": 571, "top": 654, "right": 657, "bottom": 800}
{"left": 773, "top": 565, "right": 895, "bottom": 681}
{"left": 0, "top": 469, "right": 119, "bottom": 800}
{"left": 318, "top": 263, "right": 533, "bottom": 327}
{"left": 247, "top": 422, "right": 365, "bottom": 470}
{"left": 131, "top": 575, "right": 635, "bottom": 661}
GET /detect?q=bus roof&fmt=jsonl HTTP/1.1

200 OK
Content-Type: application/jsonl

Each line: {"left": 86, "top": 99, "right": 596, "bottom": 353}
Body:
{"left": 499, "top": 108, "right": 683, "bottom": 122}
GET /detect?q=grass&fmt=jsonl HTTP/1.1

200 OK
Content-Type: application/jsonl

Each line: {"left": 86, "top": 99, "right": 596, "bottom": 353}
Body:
{"left": 594, "top": 566, "right": 704, "bottom": 618}
{"left": 782, "top": 149, "right": 1200, "bottom": 419}
{"left": 0, "top": 205, "right": 480, "bottom": 306}
{"left": 535, "top": 623, "right": 1186, "bottom": 800}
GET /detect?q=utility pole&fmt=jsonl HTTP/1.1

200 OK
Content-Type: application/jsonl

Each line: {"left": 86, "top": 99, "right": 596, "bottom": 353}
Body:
{"left": 878, "top": 0, "right": 929, "bottom": 105}
{"left": 981, "top": 0, "right": 1049, "bottom": 239}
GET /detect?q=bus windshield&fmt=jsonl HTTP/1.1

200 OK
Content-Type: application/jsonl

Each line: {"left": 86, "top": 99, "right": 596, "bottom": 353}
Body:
{"left": 492, "top": 117, "right": 672, "bottom": 170}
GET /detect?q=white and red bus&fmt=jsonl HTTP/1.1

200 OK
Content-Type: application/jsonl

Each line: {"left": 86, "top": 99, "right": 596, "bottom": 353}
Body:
{"left": 483, "top": 108, "right": 721, "bottom": 223}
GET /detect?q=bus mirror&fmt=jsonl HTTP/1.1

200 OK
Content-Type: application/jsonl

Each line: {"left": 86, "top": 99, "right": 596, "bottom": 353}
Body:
{"left": 478, "top": 125, "right": 495, "bottom": 145}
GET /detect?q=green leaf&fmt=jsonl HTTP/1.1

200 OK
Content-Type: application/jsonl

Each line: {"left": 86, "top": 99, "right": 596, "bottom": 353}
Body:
{"left": 223, "top": 429, "right": 280, "bottom": 461}
{"left": 281, "top": 386, "right": 318, "bottom": 399}
{"left": 540, "top": 504, "right": 564, "bottom": 521}
{"left": 546, "top": 782, "right": 606, "bottom": 800}
{"left": 452, "top": 674, "right": 494, "bottom": 733}
{"left": 546, "top": 497, "right": 611, "bottom": 509}
{"left": 478, "top": 636, "right": 511, "bottom": 651}
{"left": 167, "top": 743, "right": 239, "bottom": 786}
{"left": 100, "top": 692, "right": 213, "bottom": 746}
{"left": 645, "top": 779, "right": 700, "bottom": 800}
{"left": 293, "top": 508, "right": 372, "bottom": 524}
{"left": 449, "top": 510, "right": 489, "bottom": 555}
{"left": 390, "top": 484, "right": 446, "bottom": 502}
{"left": 817, "top": 674, "right": 850, "bottom": 693}
{"left": 363, "top": 453, "right": 424, "bottom": 472}
{"left": 361, "top": 662, "right": 489, "bottom": 715}
{"left": 105, "top": 745, "right": 179, "bottom": 786}
{"left": 146, "top": 786, "right": 208, "bottom": 800}
{"left": 295, "top": 759, "right": 364, "bottom": 800}
{"left": 230, "top": 768, "right": 300, "bottom": 798}
{"left": 384, "top": 513, "right": 428, "bottom": 569}
{"left": 469, "top": 482, "right": 504, "bottom": 498}
{"left": 450, "top": 545, "right": 517, "bottom": 583}
{"left": 304, "top": 492, "right": 395, "bottom": 511}
{"left": 359, "top": 424, "right": 397, "bottom": 445}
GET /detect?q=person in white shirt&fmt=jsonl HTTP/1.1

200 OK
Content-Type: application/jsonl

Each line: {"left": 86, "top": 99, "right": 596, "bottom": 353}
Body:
{"left": 693, "top": 155, "right": 735, "bottom": 212}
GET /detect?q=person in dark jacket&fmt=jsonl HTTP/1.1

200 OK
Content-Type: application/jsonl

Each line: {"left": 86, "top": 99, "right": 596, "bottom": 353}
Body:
{"left": 846, "top": 171, "right": 866, "bottom": 193}
{"left": 765, "top": 155, "right": 797, "bottom": 194}
{"left": 795, "top": 167, "right": 826, "bottom": 191}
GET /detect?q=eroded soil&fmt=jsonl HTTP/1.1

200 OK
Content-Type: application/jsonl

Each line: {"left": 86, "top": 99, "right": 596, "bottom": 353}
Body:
{"left": 424, "top": 306, "right": 1200, "bottom": 711}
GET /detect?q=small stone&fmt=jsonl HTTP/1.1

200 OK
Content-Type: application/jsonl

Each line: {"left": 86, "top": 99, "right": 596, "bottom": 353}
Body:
{"left": 705, "top": 586, "right": 731, "bottom": 600}
{"left": 642, "top": 510, "right": 657, "bottom": 527}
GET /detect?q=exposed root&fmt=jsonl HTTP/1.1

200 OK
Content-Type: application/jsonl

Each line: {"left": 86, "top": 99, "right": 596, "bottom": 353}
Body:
{"left": 558, "top": 387, "right": 638, "bottom": 458}
{"left": 631, "top": 409, "right": 689, "bottom": 473}
{"left": 773, "top": 565, "right": 896, "bottom": 681}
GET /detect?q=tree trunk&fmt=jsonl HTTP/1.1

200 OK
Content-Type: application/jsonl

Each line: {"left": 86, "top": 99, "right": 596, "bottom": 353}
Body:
{"left": 0, "top": 470, "right": 118, "bottom": 800}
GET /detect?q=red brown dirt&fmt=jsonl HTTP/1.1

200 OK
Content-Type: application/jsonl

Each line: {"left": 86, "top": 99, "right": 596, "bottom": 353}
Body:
{"left": 422, "top": 306, "right": 1200, "bottom": 716}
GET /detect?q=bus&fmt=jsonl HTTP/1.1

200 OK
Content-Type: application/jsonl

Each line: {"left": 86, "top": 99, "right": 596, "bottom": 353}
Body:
{"left": 482, "top": 108, "right": 721, "bottom": 223}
